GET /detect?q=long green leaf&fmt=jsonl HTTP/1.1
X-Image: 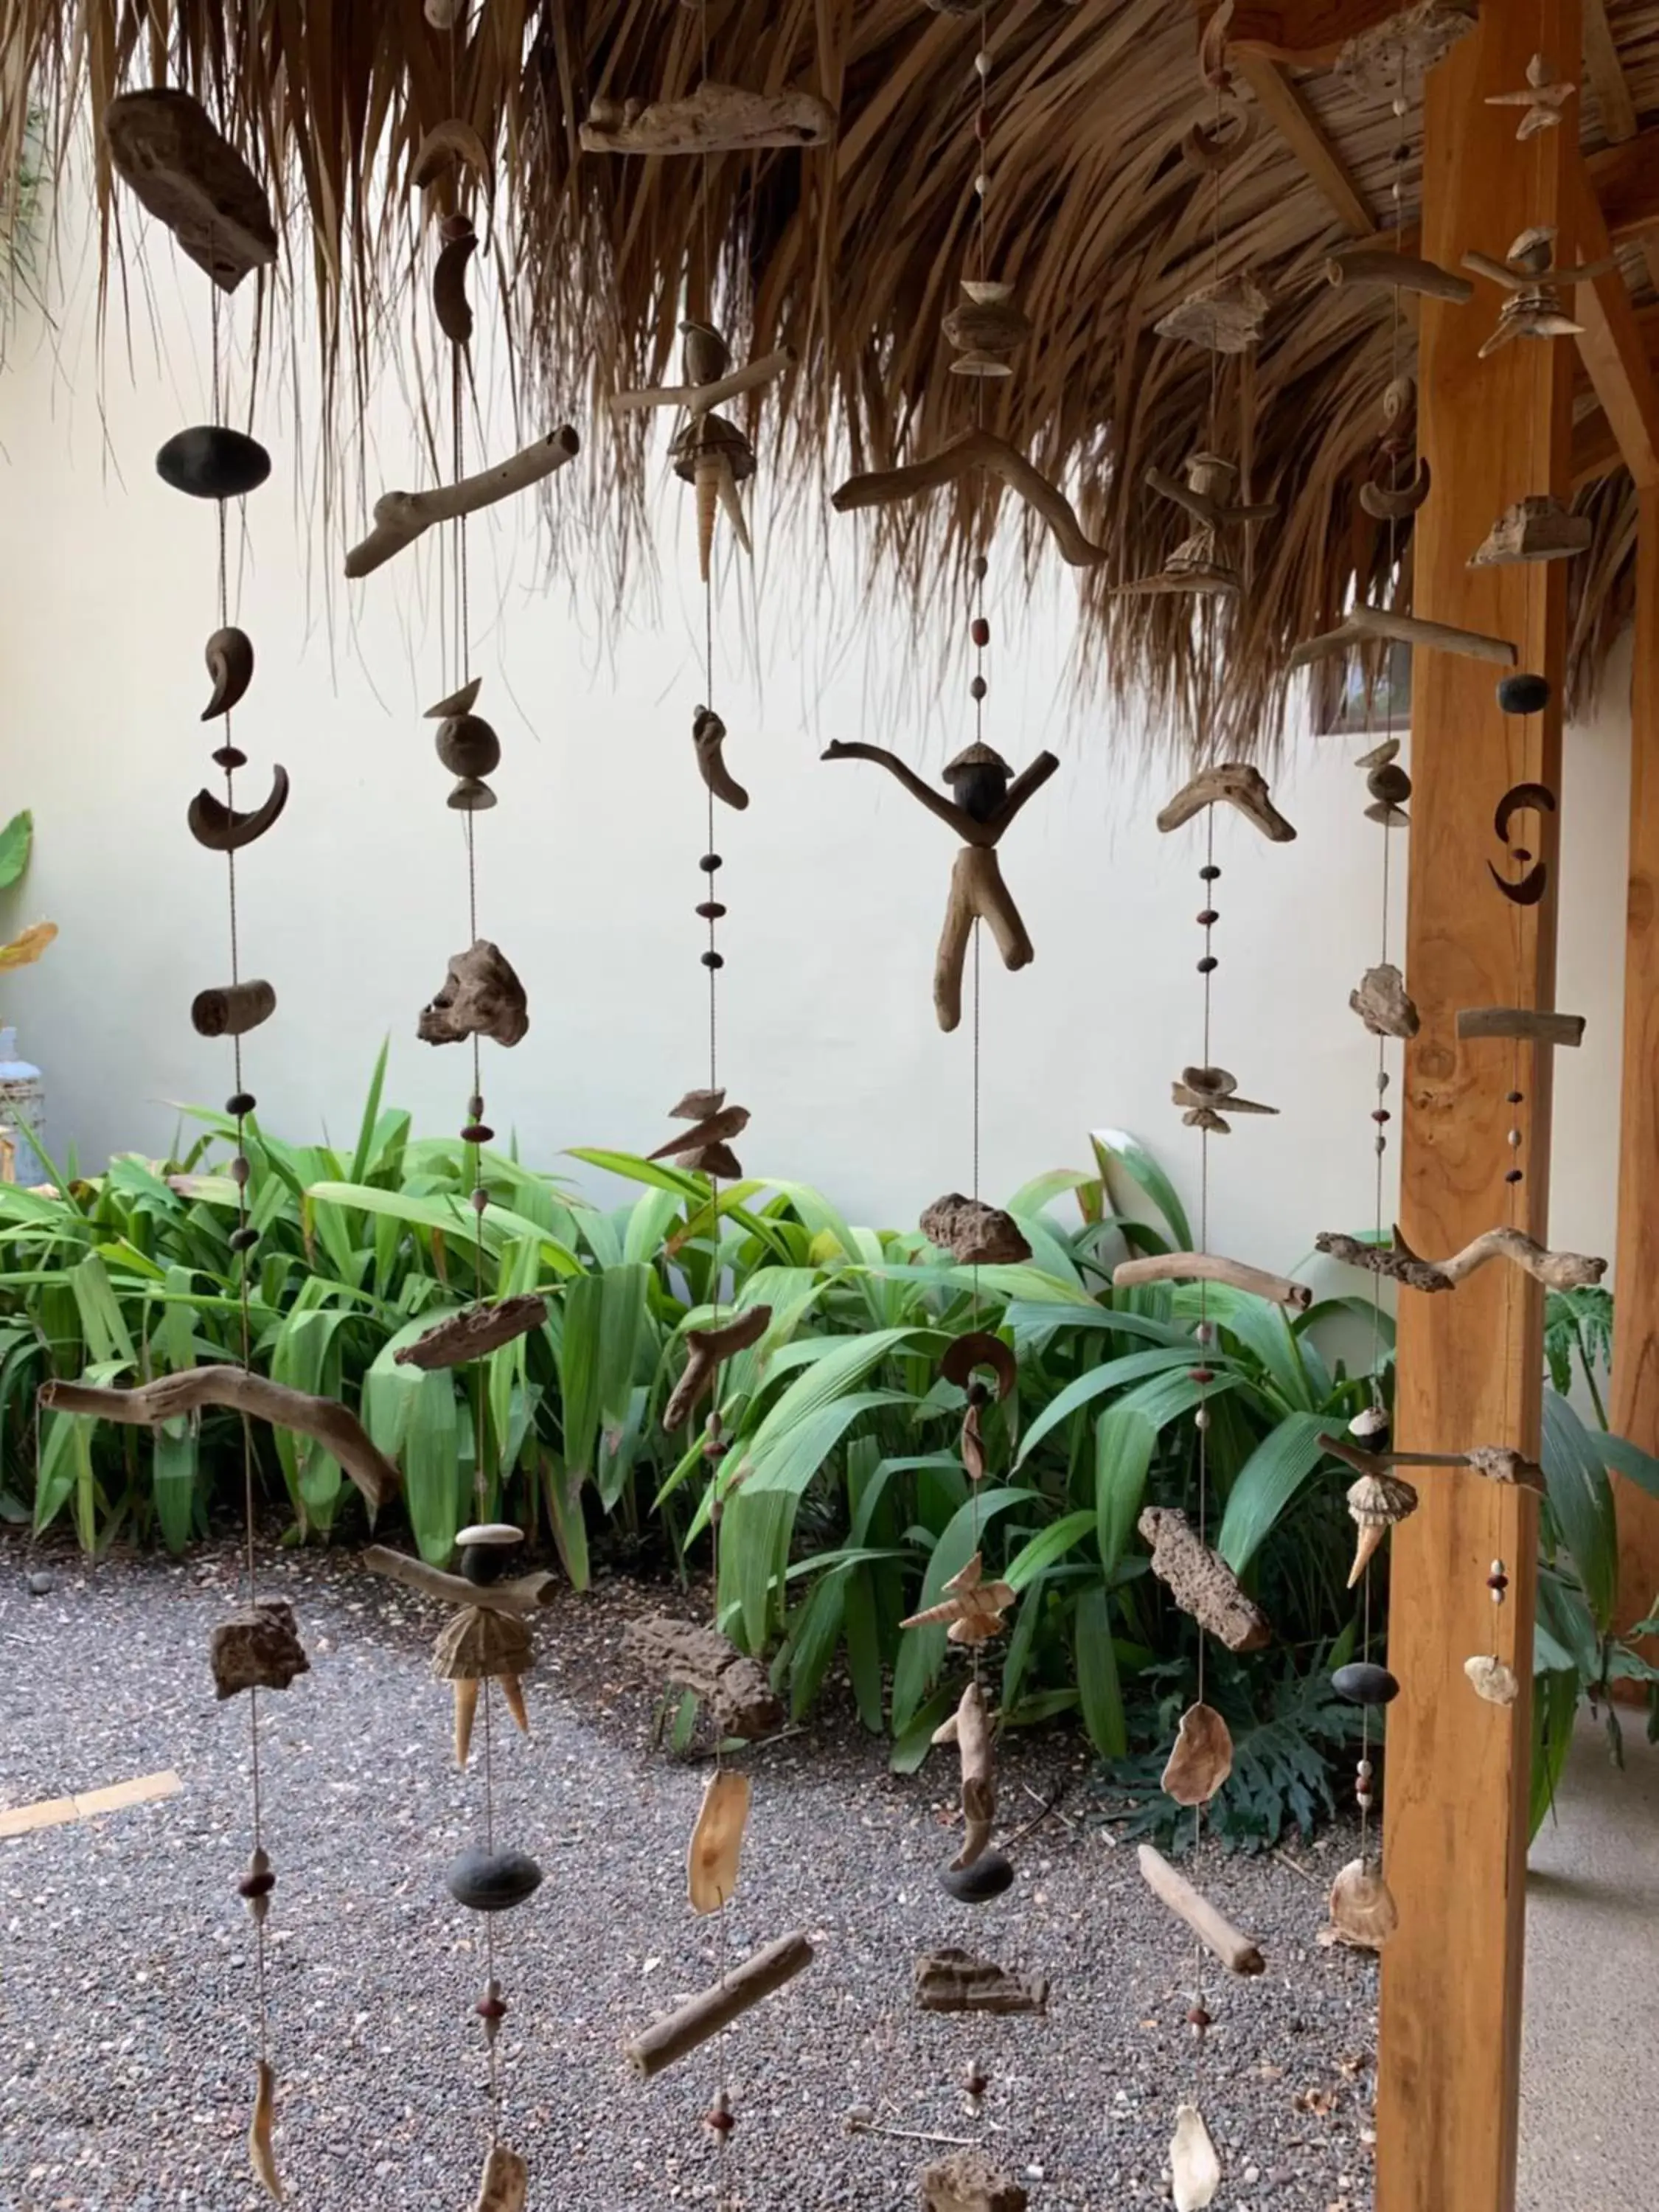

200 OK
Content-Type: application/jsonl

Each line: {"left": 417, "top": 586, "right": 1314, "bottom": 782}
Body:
{"left": 1603, "top": 1430, "right": 1659, "bottom": 1500}
{"left": 1540, "top": 1390, "right": 1619, "bottom": 1630}
{"left": 0, "top": 809, "right": 32, "bottom": 890}
{"left": 1074, "top": 1584, "right": 1127, "bottom": 1756}
{"left": 1091, "top": 1127, "right": 1193, "bottom": 1248}
{"left": 1217, "top": 1413, "right": 1346, "bottom": 1573}
{"left": 1015, "top": 1347, "right": 1200, "bottom": 1468}
{"left": 1004, "top": 1509, "right": 1097, "bottom": 1590}
{"left": 1095, "top": 1404, "right": 1157, "bottom": 1573}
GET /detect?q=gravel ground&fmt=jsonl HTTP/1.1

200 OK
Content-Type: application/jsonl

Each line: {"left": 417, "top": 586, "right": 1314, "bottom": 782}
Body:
{"left": 0, "top": 1541, "right": 1377, "bottom": 2212}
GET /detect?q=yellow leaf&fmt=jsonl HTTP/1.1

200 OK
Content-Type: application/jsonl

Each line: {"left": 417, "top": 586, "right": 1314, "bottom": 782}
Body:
{"left": 0, "top": 921, "right": 57, "bottom": 970}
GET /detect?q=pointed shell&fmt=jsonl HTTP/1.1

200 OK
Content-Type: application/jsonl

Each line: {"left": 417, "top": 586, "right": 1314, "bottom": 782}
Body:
{"left": 1327, "top": 1855, "right": 1399, "bottom": 1949}
{"left": 1170, "top": 2102, "right": 1222, "bottom": 2212}
{"left": 1161, "top": 1702, "right": 1233, "bottom": 1806}
{"left": 1464, "top": 1653, "right": 1520, "bottom": 1705}
{"left": 961, "top": 279, "right": 1014, "bottom": 305}
{"left": 687, "top": 1767, "right": 751, "bottom": 1914}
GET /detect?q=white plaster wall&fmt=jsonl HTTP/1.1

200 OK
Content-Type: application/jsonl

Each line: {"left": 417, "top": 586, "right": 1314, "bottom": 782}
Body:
{"left": 0, "top": 227, "right": 1633, "bottom": 1277}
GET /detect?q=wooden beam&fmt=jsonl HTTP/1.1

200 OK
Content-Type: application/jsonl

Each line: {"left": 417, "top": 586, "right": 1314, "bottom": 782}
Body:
{"left": 1227, "top": 0, "right": 1406, "bottom": 66}
{"left": 1570, "top": 167, "right": 1659, "bottom": 489}
{"left": 1377, "top": 7, "right": 1573, "bottom": 2212}
{"left": 1610, "top": 485, "right": 1659, "bottom": 1651}
{"left": 1583, "top": 0, "right": 1637, "bottom": 141}
{"left": 1587, "top": 129, "right": 1659, "bottom": 246}
{"left": 1235, "top": 55, "right": 1374, "bottom": 234}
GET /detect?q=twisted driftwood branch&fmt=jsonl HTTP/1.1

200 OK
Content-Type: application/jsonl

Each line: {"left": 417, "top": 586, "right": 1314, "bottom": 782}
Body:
{"left": 345, "top": 428, "right": 580, "bottom": 577}
{"left": 832, "top": 429, "right": 1109, "bottom": 568}
{"left": 1315, "top": 1225, "right": 1606, "bottom": 1293}
{"left": 1113, "top": 1251, "right": 1311, "bottom": 1310}
{"left": 40, "top": 1368, "right": 400, "bottom": 1510}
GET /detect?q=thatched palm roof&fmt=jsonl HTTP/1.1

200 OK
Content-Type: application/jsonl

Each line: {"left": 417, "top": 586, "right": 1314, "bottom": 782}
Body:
{"left": 3, "top": 0, "right": 1651, "bottom": 747}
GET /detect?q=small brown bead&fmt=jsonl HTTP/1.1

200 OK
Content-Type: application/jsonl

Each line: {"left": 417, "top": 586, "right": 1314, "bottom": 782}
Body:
{"left": 1197, "top": 955, "right": 1218, "bottom": 974}
{"left": 1506, "top": 1090, "right": 1523, "bottom": 1105}
{"left": 470, "top": 1187, "right": 490, "bottom": 1214}
{"left": 226, "top": 1091, "right": 256, "bottom": 1116}
{"left": 700, "top": 852, "right": 723, "bottom": 873}
{"left": 1200, "top": 863, "right": 1221, "bottom": 881}
{"left": 238, "top": 1868, "right": 276, "bottom": 1900}
{"left": 973, "top": 554, "right": 989, "bottom": 581}
{"left": 474, "top": 1990, "right": 508, "bottom": 2023}
{"left": 468, "top": 1094, "right": 484, "bottom": 1118}
{"left": 1189, "top": 1367, "right": 1216, "bottom": 1384}
{"left": 229, "top": 1225, "right": 260, "bottom": 1253}
{"left": 1197, "top": 908, "right": 1219, "bottom": 926}
{"left": 1186, "top": 2006, "right": 1212, "bottom": 2031}
{"left": 229, "top": 1153, "right": 251, "bottom": 1187}
{"left": 702, "top": 950, "right": 725, "bottom": 970}
{"left": 1375, "top": 1135, "right": 1388, "bottom": 1156}
{"left": 695, "top": 901, "right": 727, "bottom": 920}
{"left": 1487, "top": 1571, "right": 1509, "bottom": 1593}
{"left": 212, "top": 745, "right": 247, "bottom": 771}
{"left": 1505, "top": 1168, "right": 1524, "bottom": 1184}
{"left": 970, "top": 675, "right": 987, "bottom": 701}
{"left": 971, "top": 616, "right": 991, "bottom": 648}
{"left": 1372, "top": 1109, "right": 1391, "bottom": 1124}
{"left": 460, "top": 1122, "right": 493, "bottom": 1144}
{"left": 973, "top": 108, "right": 990, "bottom": 142}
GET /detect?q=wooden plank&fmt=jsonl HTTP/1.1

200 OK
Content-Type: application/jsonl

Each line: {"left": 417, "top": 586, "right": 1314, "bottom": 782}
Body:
{"left": 1235, "top": 55, "right": 1374, "bottom": 234}
{"left": 1610, "top": 485, "right": 1659, "bottom": 1649}
{"left": 1583, "top": 0, "right": 1637, "bottom": 141}
{"left": 0, "top": 1796, "right": 78, "bottom": 1839}
{"left": 1376, "top": 7, "right": 1576, "bottom": 2212}
{"left": 1227, "top": 0, "right": 1405, "bottom": 66}
{"left": 1570, "top": 170, "right": 1659, "bottom": 490}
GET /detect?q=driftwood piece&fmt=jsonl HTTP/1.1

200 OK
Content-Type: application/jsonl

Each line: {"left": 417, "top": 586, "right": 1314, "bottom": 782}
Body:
{"left": 1456, "top": 1006, "right": 1585, "bottom": 1048}
{"left": 1170, "top": 1065, "right": 1277, "bottom": 1128}
{"left": 622, "top": 1613, "right": 784, "bottom": 1739}
{"left": 1315, "top": 1224, "right": 1606, "bottom": 1293}
{"left": 933, "top": 1680, "right": 995, "bottom": 1867}
{"left": 345, "top": 428, "right": 580, "bottom": 579}
{"left": 921, "top": 1194, "right": 1031, "bottom": 1267}
{"left": 920, "top": 2149, "right": 1029, "bottom": 2212}
{"left": 1156, "top": 762, "right": 1295, "bottom": 841}
{"left": 914, "top": 1949, "right": 1048, "bottom": 2015}
{"left": 410, "top": 119, "right": 491, "bottom": 189}
{"left": 1469, "top": 494, "right": 1590, "bottom": 567}
{"left": 692, "top": 706, "right": 748, "bottom": 810}
{"left": 104, "top": 91, "right": 277, "bottom": 293}
{"left": 1486, "top": 52, "right": 1575, "bottom": 138}
{"left": 248, "top": 2057, "right": 282, "bottom": 2202}
{"left": 191, "top": 978, "right": 276, "bottom": 1038}
{"left": 664, "top": 1304, "right": 772, "bottom": 1430}
{"left": 936, "top": 846, "right": 1034, "bottom": 1031}
{"left": 418, "top": 940, "right": 529, "bottom": 1048}
{"left": 209, "top": 1600, "right": 310, "bottom": 1699}
{"left": 819, "top": 740, "right": 1057, "bottom": 852}
{"left": 687, "top": 1767, "right": 751, "bottom": 1913}
{"left": 1324, "top": 1432, "right": 1545, "bottom": 1494}
{"left": 1139, "top": 1506, "right": 1272, "bottom": 1652}
{"left": 425, "top": 677, "right": 481, "bottom": 720}
{"left": 42, "top": 1369, "right": 399, "bottom": 1509}
{"left": 650, "top": 1104, "right": 749, "bottom": 1162}
{"left": 188, "top": 767, "right": 291, "bottom": 852}
{"left": 433, "top": 224, "right": 477, "bottom": 347}
{"left": 1171, "top": 2104, "right": 1222, "bottom": 2212}
{"left": 1161, "top": 1701, "right": 1233, "bottom": 1806}
{"left": 362, "top": 1545, "right": 557, "bottom": 1615}
{"left": 1288, "top": 602, "right": 1517, "bottom": 672}
{"left": 611, "top": 347, "right": 793, "bottom": 417}
{"left": 1324, "top": 246, "right": 1473, "bottom": 302}
{"left": 1327, "top": 1857, "right": 1399, "bottom": 1949}
{"left": 469, "top": 2144, "right": 528, "bottom": 2212}
{"left": 580, "top": 82, "right": 835, "bottom": 156}
{"left": 1350, "top": 962, "right": 1419, "bottom": 1038}
{"left": 1154, "top": 271, "right": 1269, "bottom": 352}
{"left": 1113, "top": 1251, "right": 1311, "bottom": 1310}
{"left": 203, "top": 627, "right": 254, "bottom": 720}
{"left": 624, "top": 1930, "right": 813, "bottom": 2076}
{"left": 1137, "top": 1843, "right": 1265, "bottom": 1974}
{"left": 832, "top": 428, "right": 1109, "bottom": 567}
{"left": 394, "top": 1294, "right": 549, "bottom": 1370}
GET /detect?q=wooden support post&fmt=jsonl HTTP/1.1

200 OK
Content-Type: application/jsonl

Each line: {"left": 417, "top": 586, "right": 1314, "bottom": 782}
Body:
{"left": 1611, "top": 487, "right": 1659, "bottom": 1646}
{"left": 1377, "top": 8, "right": 1575, "bottom": 2211}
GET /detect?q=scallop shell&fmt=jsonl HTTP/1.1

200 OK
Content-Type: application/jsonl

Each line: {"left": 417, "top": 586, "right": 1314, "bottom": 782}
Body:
{"left": 961, "top": 279, "right": 1014, "bottom": 305}
{"left": 1464, "top": 1653, "right": 1520, "bottom": 1705}
{"left": 1327, "top": 1855, "right": 1399, "bottom": 1949}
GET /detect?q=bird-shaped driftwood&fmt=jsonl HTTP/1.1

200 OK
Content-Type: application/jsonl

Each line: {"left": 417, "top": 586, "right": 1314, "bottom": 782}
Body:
{"left": 902, "top": 1554, "right": 1016, "bottom": 1646}
{"left": 650, "top": 1089, "right": 750, "bottom": 1178}
{"left": 1171, "top": 1065, "right": 1276, "bottom": 1134}
{"left": 1484, "top": 52, "right": 1575, "bottom": 139}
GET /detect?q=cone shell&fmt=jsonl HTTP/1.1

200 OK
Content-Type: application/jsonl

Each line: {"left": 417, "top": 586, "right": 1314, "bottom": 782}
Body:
{"left": 1346, "top": 1472, "right": 1417, "bottom": 1587}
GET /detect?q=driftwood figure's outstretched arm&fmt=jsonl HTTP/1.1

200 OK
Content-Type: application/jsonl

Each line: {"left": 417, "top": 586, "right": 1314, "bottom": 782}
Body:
{"left": 821, "top": 740, "right": 980, "bottom": 842}
{"left": 989, "top": 751, "right": 1062, "bottom": 835}
{"left": 832, "top": 429, "right": 1109, "bottom": 568}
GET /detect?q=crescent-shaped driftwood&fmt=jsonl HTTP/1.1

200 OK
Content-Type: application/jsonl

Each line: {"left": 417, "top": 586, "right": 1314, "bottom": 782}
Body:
{"left": 832, "top": 429, "right": 1109, "bottom": 568}
{"left": 411, "top": 119, "right": 491, "bottom": 191}
{"left": 692, "top": 706, "right": 748, "bottom": 810}
{"left": 664, "top": 1304, "right": 772, "bottom": 1430}
{"left": 1113, "top": 1251, "right": 1312, "bottom": 1310}
{"left": 1156, "top": 762, "right": 1295, "bottom": 841}
{"left": 433, "top": 226, "right": 478, "bottom": 347}
{"left": 1359, "top": 458, "right": 1431, "bottom": 521}
{"left": 188, "top": 765, "right": 291, "bottom": 852}
{"left": 202, "top": 627, "right": 254, "bottom": 720}
{"left": 40, "top": 1368, "right": 401, "bottom": 1510}
{"left": 346, "top": 428, "right": 580, "bottom": 579}
{"left": 1315, "top": 1225, "right": 1605, "bottom": 1293}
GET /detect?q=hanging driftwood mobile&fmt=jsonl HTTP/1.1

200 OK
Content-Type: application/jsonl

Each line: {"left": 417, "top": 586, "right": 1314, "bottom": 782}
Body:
{"left": 1118, "top": 455, "right": 1278, "bottom": 599}
{"left": 821, "top": 740, "right": 1058, "bottom": 1031}
{"left": 1461, "top": 226, "right": 1618, "bottom": 357}
{"left": 1484, "top": 52, "right": 1575, "bottom": 139}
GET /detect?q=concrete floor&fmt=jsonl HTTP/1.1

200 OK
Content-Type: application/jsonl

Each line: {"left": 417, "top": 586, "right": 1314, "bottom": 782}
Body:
{"left": 1519, "top": 1708, "right": 1659, "bottom": 2211}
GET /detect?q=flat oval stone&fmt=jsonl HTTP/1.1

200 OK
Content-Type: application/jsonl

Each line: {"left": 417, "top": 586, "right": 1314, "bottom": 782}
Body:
{"left": 456, "top": 1523, "right": 524, "bottom": 1548}
{"left": 939, "top": 1849, "right": 1014, "bottom": 1904}
{"left": 445, "top": 1846, "right": 543, "bottom": 1913}
{"left": 1332, "top": 1661, "right": 1399, "bottom": 1707}
{"left": 156, "top": 425, "right": 272, "bottom": 501}
{"left": 1497, "top": 672, "right": 1550, "bottom": 717}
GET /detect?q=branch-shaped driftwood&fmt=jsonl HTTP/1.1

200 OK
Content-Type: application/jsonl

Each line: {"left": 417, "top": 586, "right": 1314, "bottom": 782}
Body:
{"left": 623, "top": 1930, "right": 813, "bottom": 2076}
{"left": 1137, "top": 1844, "right": 1265, "bottom": 1975}
{"left": 1139, "top": 1506, "right": 1272, "bottom": 1652}
{"left": 361, "top": 1545, "right": 557, "bottom": 1615}
{"left": 1325, "top": 247, "right": 1474, "bottom": 302}
{"left": 1289, "top": 602, "right": 1517, "bottom": 672}
{"left": 580, "top": 83, "right": 834, "bottom": 156}
{"left": 345, "top": 428, "right": 580, "bottom": 578}
{"left": 1315, "top": 1225, "right": 1606, "bottom": 1293}
{"left": 1455, "top": 1006, "right": 1585, "bottom": 1048}
{"left": 1113, "top": 1252, "right": 1312, "bottom": 1310}
{"left": 610, "top": 348, "right": 793, "bottom": 417}
{"left": 41, "top": 1369, "right": 400, "bottom": 1510}
{"left": 394, "top": 1295, "right": 549, "bottom": 1371}
{"left": 820, "top": 741, "right": 1058, "bottom": 849}
{"left": 1323, "top": 1434, "right": 1545, "bottom": 1494}
{"left": 832, "top": 430, "right": 1108, "bottom": 568}
{"left": 664, "top": 1304, "right": 771, "bottom": 1430}
{"left": 933, "top": 1680, "right": 995, "bottom": 1868}
{"left": 621, "top": 1613, "right": 784, "bottom": 1739}
{"left": 1156, "top": 762, "right": 1295, "bottom": 841}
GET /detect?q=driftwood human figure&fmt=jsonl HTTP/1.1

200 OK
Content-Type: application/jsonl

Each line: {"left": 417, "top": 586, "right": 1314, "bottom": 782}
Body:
{"left": 364, "top": 1528, "right": 550, "bottom": 1763}
{"left": 821, "top": 738, "right": 1058, "bottom": 1029}
{"left": 1119, "top": 454, "right": 1277, "bottom": 598}
{"left": 1462, "top": 225, "right": 1618, "bottom": 356}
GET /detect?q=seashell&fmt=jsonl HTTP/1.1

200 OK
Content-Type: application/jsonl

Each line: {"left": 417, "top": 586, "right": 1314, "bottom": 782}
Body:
{"left": 687, "top": 1768, "right": 751, "bottom": 1914}
{"left": 425, "top": 676, "right": 482, "bottom": 719}
{"left": 960, "top": 279, "right": 1014, "bottom": 305}
{"left": 1170, "top": 2101, "right": 1222, "bottom": 2212}
{"left": 1346, "top": 1471, "right": 1418, "bottom": 1586}
{"left": 1327, "top": 1855, "right": 1399, "bottom": 1948}
{"left": 1161, "top": 1702, "right": 1233, "bottom": 1807}
{"left": 1464, "top": 1653, "right": 1520, "bottom": 1705}
{"left": 1349, "top": 1402, "right": 1391, "bottom": 1439}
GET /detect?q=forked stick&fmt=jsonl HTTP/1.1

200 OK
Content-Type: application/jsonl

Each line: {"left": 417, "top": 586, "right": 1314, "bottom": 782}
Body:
{"left": 610, "top": 348, "right": 794, "bottom": 416}
{"left": 346, "top": 427, "right": 580, "bottom": 578}
{"left": 1113, "top": 1251, "right": 1312, "bottom": 1310}
{"left": 1138, "top": 1844, "right": 1265, "bottom": 1975}
{"left": 41, "top": 1368, "right": 400, "bottom": 1509}
{"left": 820, "top": 740, "right": 1058, "bottom": 850}
{"left": 832, "top": 429, "right": 1109, "bottom": 568}
{"left": 1288, "top": 603, "right": 1517, "bottom": 672}
{"left": 361, "top": 1545, "right": 559, "bottom": 1615}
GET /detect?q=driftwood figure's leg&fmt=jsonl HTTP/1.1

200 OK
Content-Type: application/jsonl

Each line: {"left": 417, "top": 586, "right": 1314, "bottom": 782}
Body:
{"left": 966, "top": 848, "right": 1034, "bottom": 970}
{"left": 936, "top": 848, "right": 1034, "bottom": 1031}
{"left": 934, "top": 860, "right": 978, "bottom": 1032}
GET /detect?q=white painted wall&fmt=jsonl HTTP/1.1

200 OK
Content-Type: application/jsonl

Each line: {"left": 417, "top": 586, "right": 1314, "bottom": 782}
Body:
{"left": 0, "top": 220, "right": 1633, "bottom": 1279}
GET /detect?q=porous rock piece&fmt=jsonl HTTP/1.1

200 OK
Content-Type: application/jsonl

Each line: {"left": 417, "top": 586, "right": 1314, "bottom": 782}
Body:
{"left": 920, "top": 2146, "right": 1029, "bottom": 2212}
{"left": 914, "top": 1947, "right": 1047, "bottom": 2015}
{"left": 418, "top": 939, "right": 529, "bottom": 1048}
{"left": 210, "top": 1599, "right": 310, "bottom": 1700}
{"left": 622, "top": 1613, "right": 783, "bottom": 1740}
{"left": 920, "top": 1194, "right": 1031, "bottom": 1266}
{"left": 105, "top": 90, "right": 277, "bottom": 292}
{"left": 1138, "top": 1506, "right": 1272, "bottom": 1652}
{"left": 1350, "top": 962, "right": 1420, "bottom": 1039}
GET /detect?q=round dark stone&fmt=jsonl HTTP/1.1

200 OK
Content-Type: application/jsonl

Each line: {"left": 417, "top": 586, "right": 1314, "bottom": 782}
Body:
{"left": 1497, "top": 672, "right": 1551, "bottom": 716}
{"left": 459, "top": 1543, "right": 518, "bottom": 1587}
{"left": 27, "top": 1570, "right": 53, "bottom": 1596}
{"left": 1332, "top": 1661, "right": 1399, "bottom": 1707}
{"left": 939, "top": 1849, "right": 1014, "bottom": 1904}
{"left": 460, "top": 1122, "right": 494, "bottom": 1144}
{"left": 445, "top": 1846, "right": 543, "bottom": 1913}
{"left": 229, "top": 1226, "right": 260, "bottom": 1253}
{"left": 226, "top": 1091, "right": 257, "bottom": 1116}
{"left": 156, "top": 426, "right": 272, "bottom": 501}
{"left": 1197, "top": 955, "right": 1218, "bottom": 974}
{"left": 436, "top": 713, "right": 501, "bottom": 779}
{"left": 695, "top": 901, "right": 727, "bottom": 920}
{"left": 701, "top": 950, "right": 725, "bottom": 970}
{"left": 212, "top": 745, "right": 247, "bottom": 771}
{"left": 699, "top": 853, "right": 723, "bottom": 873}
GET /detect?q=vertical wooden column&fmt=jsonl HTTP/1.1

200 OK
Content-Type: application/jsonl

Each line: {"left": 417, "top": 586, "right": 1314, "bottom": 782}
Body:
{"left": 1612, "top": 487, "right": 1659, "bottom": 1641}
{"left": 1375, "top": 6, "right": 1576, "bottom": 2211}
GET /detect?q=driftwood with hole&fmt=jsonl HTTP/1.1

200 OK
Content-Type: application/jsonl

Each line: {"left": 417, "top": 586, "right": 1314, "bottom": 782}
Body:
{"left": 1139, "top": 1506, "right": 1272, "bottom": 1652}
{"left": 623, "top": 1930, "right": 814, "bottom": 2076}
